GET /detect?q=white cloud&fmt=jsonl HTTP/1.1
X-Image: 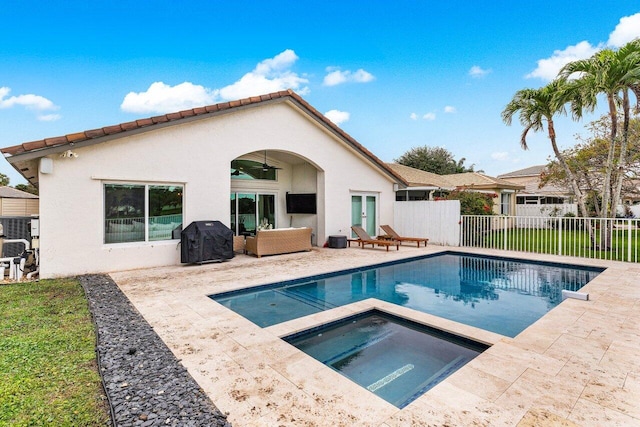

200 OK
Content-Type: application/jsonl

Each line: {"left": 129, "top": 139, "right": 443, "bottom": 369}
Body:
{"left": 37, "top": 114, "right": 62, "bottom": 122}
{"left": 526, "top": 13, "right": 640, "bottom": 82}
{"left": 526, "top": 41, "right": 599, "bottom": 81}
{"left": 444, "top": 106, "right": 456, "bottom": 113}
{"left": 121, "top": 49, "right": 309, "bottom": 114}
{"left": 323, "top": 67, "right": 375, "bottom": 86}
{"left": 469, "top": 66, "right": 491, "bottom": 78}
{"left": 423, "top": 112, "right": 436, "bottom": 121}
{"left": 121, "top": 81, "right": 218, "bottom": 114}
{"left": 607, "top": 13, "right": 640, "bottom": 47}
{"left": 324, "top": 109, "right": 350, "bottom": 125}
{"left": 0, "top": 86, "right": 58, "bottom": 111}
{"left": 491, "top": 151, "right": 509, "bottom": 161}
{"left": 219, "top": 49, "right": 309, "bottom": 99}
{"left": 409, "top": 112, "right": 418, "bottom": 120}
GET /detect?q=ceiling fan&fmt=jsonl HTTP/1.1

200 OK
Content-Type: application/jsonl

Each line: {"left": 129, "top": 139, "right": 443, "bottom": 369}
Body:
{"left": 251, "top": 150, "right": 282, "bottom": 171}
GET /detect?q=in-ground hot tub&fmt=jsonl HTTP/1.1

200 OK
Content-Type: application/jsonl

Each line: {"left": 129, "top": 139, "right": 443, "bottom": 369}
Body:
{"left": 283, "top": 310, "right": 488, "bottom": 408}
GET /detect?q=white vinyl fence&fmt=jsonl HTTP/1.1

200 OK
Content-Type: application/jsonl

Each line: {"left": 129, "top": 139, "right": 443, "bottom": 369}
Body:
{"left": 394, "top": 200, "right": 460, "bottom": 246}
{"left": 461, "top": 215, "right": 640, "bottom": 263}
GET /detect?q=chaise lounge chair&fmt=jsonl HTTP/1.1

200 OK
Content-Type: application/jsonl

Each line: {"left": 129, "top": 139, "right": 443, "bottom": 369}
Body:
{"left": 349, "top": 226, "right": 400, "bottom": 251}
{"left": 380, "top": 225, "right": 429, "bottom": 247}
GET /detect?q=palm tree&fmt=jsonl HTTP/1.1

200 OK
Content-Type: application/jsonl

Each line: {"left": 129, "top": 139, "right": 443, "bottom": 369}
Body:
{"left": 559, "top": 39, "right": 640, "bottom": 221}
{"left": 502, "top": 80, "right": 590, "bottom": 220}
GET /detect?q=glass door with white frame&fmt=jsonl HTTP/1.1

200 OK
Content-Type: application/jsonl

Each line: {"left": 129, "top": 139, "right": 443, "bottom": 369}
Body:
{"left": 351, "top": 193, "right": 377, "bottom": 237}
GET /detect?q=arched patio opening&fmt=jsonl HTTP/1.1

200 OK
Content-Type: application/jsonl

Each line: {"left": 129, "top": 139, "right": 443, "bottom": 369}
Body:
{"left": 229, "top": 150, "right": 324, "bottom": 244}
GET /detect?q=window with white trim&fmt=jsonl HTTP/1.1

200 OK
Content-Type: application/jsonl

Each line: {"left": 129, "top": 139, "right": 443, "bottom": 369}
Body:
{"left": 104, "top": 183, "right": 183, "bottom": 244}
{"left": 500, "top": 193, "right": 512, "bottom": 215}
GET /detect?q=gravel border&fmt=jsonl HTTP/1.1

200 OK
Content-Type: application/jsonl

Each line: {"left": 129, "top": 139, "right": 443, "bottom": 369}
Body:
{"left": 80, "top": 274, "right": 231, "bottom": 427}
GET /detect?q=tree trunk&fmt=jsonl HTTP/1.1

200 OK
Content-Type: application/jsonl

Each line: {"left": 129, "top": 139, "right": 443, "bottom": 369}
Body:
{"left": 612, "top": 90, "right": 630, "bottom": 217}
{"left": 547, "top": 118, "right": 594, "bottom": 245}
{"left": 598, "top": 94, "right": 620, "bottom": 250}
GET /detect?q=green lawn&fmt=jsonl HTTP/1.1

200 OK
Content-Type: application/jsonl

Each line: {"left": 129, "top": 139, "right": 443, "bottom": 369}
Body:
{"left": 476, "top": 227, "right": 640, "bottom": 262}
{"left": 0, "top": 279, "right": 110, "bottom": 426}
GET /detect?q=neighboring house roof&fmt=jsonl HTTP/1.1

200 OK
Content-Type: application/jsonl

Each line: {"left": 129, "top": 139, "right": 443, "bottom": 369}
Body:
{"left": 1, "top": 90, "right": 407, "bottom": 188}
{"left": 442, "top": 172, "right": 524, "bottom": 191}
{"left": 520, "top": 180, "right": 572, "bottom": 197}
{"left": 497, "top": 165, "right": 546, "bottom": 179}
{"left": 386, "top": 163, "right": 454, "bottom": 188}
{"left": 498, "top": 164, "right": 573, "bottom": 197}
{"left": 0, "top": 186, "right": 38, "bottom": 199}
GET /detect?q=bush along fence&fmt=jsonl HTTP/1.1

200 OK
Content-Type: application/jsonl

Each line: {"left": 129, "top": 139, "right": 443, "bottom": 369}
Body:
{"left": 460, "top": 215, "right": 640, "bottom": 263}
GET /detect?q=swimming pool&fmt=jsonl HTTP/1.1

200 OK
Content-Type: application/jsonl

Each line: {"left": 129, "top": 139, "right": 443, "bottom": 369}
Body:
{"left": 211, "top": 252, "right": 603, "bottom": 337}
{"left": 284, "top": 310, "right": 488, "bottom": 408}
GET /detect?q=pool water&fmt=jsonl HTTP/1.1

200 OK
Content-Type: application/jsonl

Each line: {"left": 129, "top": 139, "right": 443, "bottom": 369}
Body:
{"left": 284, "top": 310, "right": 488, "bottom": 408}
{"left": 212, "top": 252, "right": 603, "bottom": 337}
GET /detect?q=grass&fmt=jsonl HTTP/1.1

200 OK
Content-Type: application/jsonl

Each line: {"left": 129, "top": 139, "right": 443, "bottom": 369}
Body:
{"left": 0, "top": 279, "right": 110, "bottom": 426}
{"left": 476, "top": 227, "right": 640, "bottom": 262}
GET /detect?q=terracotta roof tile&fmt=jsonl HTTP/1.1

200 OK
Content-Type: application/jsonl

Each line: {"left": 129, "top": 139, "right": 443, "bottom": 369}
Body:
{"left": 44, "top": 136, "right": 67, "bottom": 146}
{"left": 120, "top": 121, "right": 139, "bottom": 131}
{"left": 103, "top": 125, "right": 122, "bottom": 135}
{"left": 136, "top": 118, "right": 154, "bottom": 127}
{"left": 151, "top": 115, "right": 169, "bottom": 124}
{"left": 22, "top": 140, "right": 46, "bottom": 152}
{"left": 67, "top": 132, "right": 87, "bottom": 142}
{"left": 85, "top": 129, "right": 106, "bottom": 138}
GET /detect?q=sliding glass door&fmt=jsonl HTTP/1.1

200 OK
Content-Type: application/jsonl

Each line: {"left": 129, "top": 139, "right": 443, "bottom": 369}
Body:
{"left": 230, "top": 192, "right": 276, "bottom": 235}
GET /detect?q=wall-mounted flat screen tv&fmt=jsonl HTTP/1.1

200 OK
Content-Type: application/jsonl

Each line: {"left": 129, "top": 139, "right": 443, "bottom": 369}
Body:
{"left": 286, "top": 193, "right": 317, "bottom": 214}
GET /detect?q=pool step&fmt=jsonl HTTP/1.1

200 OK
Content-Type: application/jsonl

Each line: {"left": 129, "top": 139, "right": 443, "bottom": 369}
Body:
{"left": 367, "top": 364, "right": 415, "bottom": 392}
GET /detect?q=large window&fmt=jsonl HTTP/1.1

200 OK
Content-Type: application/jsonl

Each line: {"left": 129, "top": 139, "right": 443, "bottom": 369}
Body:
{"left": 104, "top": 183, "right": 183, "bottom": 244}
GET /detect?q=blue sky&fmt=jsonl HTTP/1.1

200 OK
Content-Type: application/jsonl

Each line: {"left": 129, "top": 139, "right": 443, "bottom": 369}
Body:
{"left": 1, "top": 1, "right": 640, "bottom": 185}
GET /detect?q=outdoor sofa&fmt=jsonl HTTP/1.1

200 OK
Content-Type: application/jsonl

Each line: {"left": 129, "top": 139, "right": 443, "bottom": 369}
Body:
{"left": 245, "top": 227, "right": 312, "bottom": 257}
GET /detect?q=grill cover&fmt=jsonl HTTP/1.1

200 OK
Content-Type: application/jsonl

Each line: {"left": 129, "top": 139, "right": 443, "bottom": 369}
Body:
{"left": 181, "top": 220, "right": 234, "bottom": 263}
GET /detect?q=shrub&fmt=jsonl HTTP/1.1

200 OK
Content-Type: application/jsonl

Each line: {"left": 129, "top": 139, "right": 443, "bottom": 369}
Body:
{"left": 446, "top": 190, "right": 495, "bottom": 215}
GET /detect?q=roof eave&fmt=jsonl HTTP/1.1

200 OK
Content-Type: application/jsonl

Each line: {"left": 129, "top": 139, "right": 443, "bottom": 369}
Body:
{"left": 3, "top": 90, "right": 408, "bottom": 188}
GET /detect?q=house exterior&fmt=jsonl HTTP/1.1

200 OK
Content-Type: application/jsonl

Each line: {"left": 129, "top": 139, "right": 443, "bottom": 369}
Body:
{"left": 388, "top": 163, "right": 523, "bottom": 216}
{"left": 0, "top": 186, "right": 39, "bottom": 216}
{"left": 386, "top": 163, "right": 453, "bottom": 201}
{"left": 497, "top": 165, "right": 573, "bottom": 205}
{"left": 440, "top": 172, "right": 524, "bottom": 215}
{"left": 1, "top": 90, "right": 406, "bottom": 278}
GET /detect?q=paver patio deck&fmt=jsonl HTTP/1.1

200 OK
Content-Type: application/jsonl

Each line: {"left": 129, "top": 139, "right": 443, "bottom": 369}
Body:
{"left": 110, "top": 246, "right": 640, "bottom": 426}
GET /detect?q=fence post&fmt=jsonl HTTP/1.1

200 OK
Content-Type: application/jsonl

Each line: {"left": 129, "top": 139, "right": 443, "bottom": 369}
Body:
{"left": 558, "top": 215, "right": 563, "bottom": 256}
{"left": 503, "top": 216, "right": 507, "bottom": 251}
{"left": 628, "top": 219, "right": 632, "bottom": 262}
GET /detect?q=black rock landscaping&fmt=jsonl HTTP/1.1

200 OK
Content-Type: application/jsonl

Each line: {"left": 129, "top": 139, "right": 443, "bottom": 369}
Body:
{"left": 80, "top": 274, "right": 232, "bottom": 427}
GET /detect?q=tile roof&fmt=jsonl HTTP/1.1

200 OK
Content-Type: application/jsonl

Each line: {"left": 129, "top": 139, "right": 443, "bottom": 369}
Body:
{"left": 0, "top": 186, "right": 38, "bottom": 199}
{"left": 386, "top": 163, "right": 454, "bottom": 188}
{"left": 497, "top": 165, "right": 546, "bottom": 179}
{"left": 442, "top": 172, "right": 524, "bottom": 189}
{"left": 1, "top": 90, "right": 407, "bottom": 187}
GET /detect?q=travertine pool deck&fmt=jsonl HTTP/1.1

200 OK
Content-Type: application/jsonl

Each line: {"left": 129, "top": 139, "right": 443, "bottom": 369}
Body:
{"left": 110, "top": 246, "right": 640, "bottom": 426}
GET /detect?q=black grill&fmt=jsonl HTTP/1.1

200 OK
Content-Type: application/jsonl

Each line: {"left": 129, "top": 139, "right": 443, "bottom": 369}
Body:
{"left": 180, "top": 220, "right": 234, "bottom": 264}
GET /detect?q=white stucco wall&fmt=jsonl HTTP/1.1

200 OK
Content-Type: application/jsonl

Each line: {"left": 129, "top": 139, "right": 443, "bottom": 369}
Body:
{"left": 38, "top": 101, "right": 397, "bottom": 277}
